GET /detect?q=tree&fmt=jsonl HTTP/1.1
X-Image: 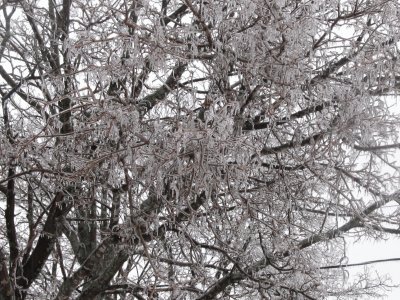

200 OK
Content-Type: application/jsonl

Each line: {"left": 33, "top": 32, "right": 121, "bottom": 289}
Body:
{"left": 1, "top": 0, "right": 400, "bottom": 299}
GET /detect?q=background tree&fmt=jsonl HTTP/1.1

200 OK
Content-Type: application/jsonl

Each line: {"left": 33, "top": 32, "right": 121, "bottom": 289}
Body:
{"left": 1, "top": 0, "right": 400, "bottom": 299}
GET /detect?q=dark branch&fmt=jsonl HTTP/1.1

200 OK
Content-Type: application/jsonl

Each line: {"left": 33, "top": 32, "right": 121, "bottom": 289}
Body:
{"left": 137, "top": 62, "right": 187, "bottom": 115}
{"left": 354, "top": 143, "right": 400, "bottom": 152}
{"left": 243, "top": 101, "right": 334, "bottom": 131}
{"left": 0, "top": 247, "right": 14, "bottom": 299}
{"left": 162, "top": 4, "right": 188, "bottom": 26}
{"left": 17, "top": 192, "right": 67, "bottom": 291}
{"left": 261, "top": 132, "right": 325, "bottom": 155}
{"left": 321, "top": 257, "right": 400, "bottom": 270}
{"left": 5, "top": 168, "right": 19, "bottom": 276}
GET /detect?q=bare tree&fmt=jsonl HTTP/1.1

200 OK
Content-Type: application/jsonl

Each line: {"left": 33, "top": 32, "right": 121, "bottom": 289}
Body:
{"left": 1, "top": 0, "right": 400, "bottom": 299}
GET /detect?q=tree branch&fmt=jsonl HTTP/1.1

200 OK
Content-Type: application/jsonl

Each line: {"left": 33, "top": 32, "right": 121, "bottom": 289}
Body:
{"left": 76, "top": 250, "right": 129, "bottom": 300}
{"left": 0, "top": 248, "right": 14, "bottom": 300}
{"left": 261, "top": 132, "right": 325, "bottom": 155}
{"left": 5, "top": 168, "right": 19, "bottom": 276}
{"left": 161, "top": 4, "right": 188, "bottom": 26}
{"left": 17, "top": 192, "right": 67, "bottom": 291}
{"left": 0, "top": 184, "right": 7, "bottom": 195}
{"left": 320, "top": 257, "right": 400, "bottom": 270}
{"left": 354, "top": 143, "right": 400, "bottom": 152}
{"left": 0, "top": 66, "right": 43, "bottom": 113}
{"left": 243, "top": 101, "right": 334, "bottom": 131}
{"left": 137, "top": 62, "right": 187, "bottom": 115}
